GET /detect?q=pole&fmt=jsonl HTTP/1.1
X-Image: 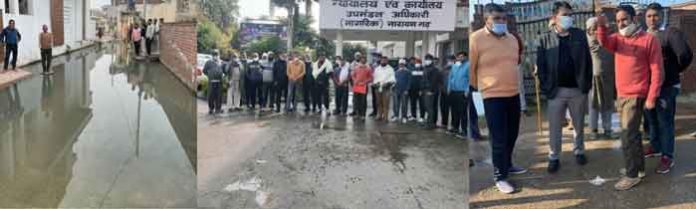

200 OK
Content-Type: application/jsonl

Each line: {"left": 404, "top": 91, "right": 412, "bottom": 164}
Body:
{"left": 143, "top": 0, "right": 147, "bottom": 20}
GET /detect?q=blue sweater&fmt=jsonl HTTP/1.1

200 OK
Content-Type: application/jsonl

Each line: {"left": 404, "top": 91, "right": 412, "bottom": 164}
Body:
{"left": 448, "top": 61, "right": 469, "bottom": 93}
{"left": 394, "top": 68, "right": 411, "bottom": 93}
{"left": 1, "top": 27, "right": 21, "bottom": 44}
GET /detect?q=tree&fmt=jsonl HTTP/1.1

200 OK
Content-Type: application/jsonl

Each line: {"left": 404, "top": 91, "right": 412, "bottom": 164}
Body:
{"left": 342, "top": 43, "right": 367, "bottom": 62}
{"left": 245, "top": 36, "right": 286, "bottom": 55}
{"left": 197, "top": 18, "right": 230, "bottom": 54}
{"left": 200, "top": 0, "right": 240, "bottom": 30}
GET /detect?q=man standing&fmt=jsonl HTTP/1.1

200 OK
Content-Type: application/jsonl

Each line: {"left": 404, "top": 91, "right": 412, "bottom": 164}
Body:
{"left": 333, "top": 56, "right": 351, "bottom": 116}
{"left": 260, "top": 53, "right": 275, "bottom": 111}
{"left": 373, "top": 56, "right": 395, "bottom": 121}
{"left": 227, "top": 54, "right": 243, "bottom": 112}
{"left": 439, "top": 55, "right": 455, "bottom": 129}
{"left": 348, "top": 52, "right": 363, "bottom": 116}
{"left": 422, "top": 54, "right": 441, "bottom": 129}
{"left": 586, "top": 17, "right": 616, "bottom": 140}
{"left": 409, "top": 58, "right": 426, "bottom": 122}
{"left": 39, "top": 24, "right": 53, "bottom": 75}
{"left": 313, "top": 54, "right": 333, "bottom": 114}
{"left": 643, "top": 3, "right": 693, "bottom": 174}
{"left": 273, "top": 53, "right": 289, "bottom": 113}
{"left": 392, "top": 59, "right": 411, "bottom": 123}
{"left": 448, "top": 51, "right": 471, "bottom": 139}
{"left": 470, "top": 3, "right": 526, "bottom": 194}
{"left": 246, "top": 53, "right": 264, "bottom": 110}
{"left": 131, "top": 23, "right": 142, "bottom": 56}
{"left": 204, "top": 50, "right": 224, "bottom": 114}
{"left": 286, "top": 52, "right": 305, "bottom": 112}
{"left": 596, "top": 5, "right": 663, "bottom": 190}
{"left": 1, "top": 19, "right": 21, "bottom": 71}
{"left": 145, "top": 19, "right": 155, "bottom": 56}
{"left": 352, "top": 56, "right": 373, "bottom": 121}
{"left": 536, "top": 2, "right": 593, "bottom": 173}
{"left": 303, "top": 55, "right": 316, "bottom": 113}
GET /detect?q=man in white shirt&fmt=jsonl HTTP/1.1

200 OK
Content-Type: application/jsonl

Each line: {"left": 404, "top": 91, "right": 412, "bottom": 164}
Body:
{"left": 145, "top": 19, "right": 155, "bottom": 56}
{"left": 373, "top": 56, "right": 396, "bottom": 121}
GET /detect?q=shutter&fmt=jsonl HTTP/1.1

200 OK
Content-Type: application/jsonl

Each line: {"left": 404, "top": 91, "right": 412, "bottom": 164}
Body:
{"left": 51, "top": 0, "right": 64, "bottom": 46}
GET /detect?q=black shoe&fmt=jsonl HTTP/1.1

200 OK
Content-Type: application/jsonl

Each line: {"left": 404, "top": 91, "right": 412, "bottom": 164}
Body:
{"left": 575, "top": 154, "right": 587, "bottom": 165}
{"left": 469, "top": 159, "right": 474, "bottom": 167}
{"left": 446, "top": 129, "right": 457, "bottom": 135}
{"left": 548, "top": 160, "right": 560, "bottom": 173}
{"left": 208, "top": 110, "right": 213, "bottom": 115}
{"left": 369, "top": 112, "right": 376, "bottom": 117}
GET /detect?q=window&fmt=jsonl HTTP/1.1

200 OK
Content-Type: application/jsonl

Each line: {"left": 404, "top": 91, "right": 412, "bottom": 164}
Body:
{"left": 18, "top": 0, "right": 29, "bottom": 15}
{"left": 4, "top": 0, "right": 10, "bottom": 13}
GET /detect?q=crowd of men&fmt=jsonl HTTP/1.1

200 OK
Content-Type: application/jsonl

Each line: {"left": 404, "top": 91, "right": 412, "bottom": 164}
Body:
{"left": 203, "top": 49, "right": 485, "bottom": 141}
{"left": 201, "top": 0, "right": 694, "bottom": 195}
{"left": 125, "top": 18, "right": 164, "bottom": 57}
{"left": 470, "top": 2, "right": 692, "bottom": 194}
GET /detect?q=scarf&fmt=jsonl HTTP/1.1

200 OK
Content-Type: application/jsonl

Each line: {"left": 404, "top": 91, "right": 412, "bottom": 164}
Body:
{"left": 313, "top": 60, "right": 333, "bottom": 79}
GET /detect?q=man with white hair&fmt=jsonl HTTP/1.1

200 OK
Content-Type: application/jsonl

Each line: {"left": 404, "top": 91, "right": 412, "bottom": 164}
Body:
{"left": 392, "top": 58, "right": 411, "bottom": 123}
{"left": 372, "top": 56, "right": 395, "bottom": 121}
{"left": 586, "top": 16, "right": 616, "bottom": 140}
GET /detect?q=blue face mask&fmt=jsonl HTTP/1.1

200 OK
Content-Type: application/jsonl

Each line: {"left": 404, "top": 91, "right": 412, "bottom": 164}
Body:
{"left": 490, "top": 23, "right": 508, "bottom": 35}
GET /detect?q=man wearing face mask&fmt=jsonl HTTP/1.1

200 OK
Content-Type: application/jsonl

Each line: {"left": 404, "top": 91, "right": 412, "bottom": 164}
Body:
{"left": 373, "top": 56, "right": 395, "bottom": 121}
{"left": 273, "top": 53, "right": 289, "bottom": 113}
{"left": 447, "top": 52, "right": 470, "bottom": 139}
{"left": 246, "top": 53, "right": 264, "bottom": 110}
{"left": 204, "top": 50, "right": 224, "bottom": 114}
{"left": 286, "top": 52, "right": 306, "bottom": 112}
{"left": 536, "top": 1, "right": 593, "bottom": 174}
{"left": 596, "top": 5, "right": 663, "bottom": 191}
{"left": 409, "top": 58, "right": 426, "bottom": 123}
{"left": 642, "top": 3, "right": 692, "bottom": 175}
{"left": 422, "top": 54, "right": 441, "bottom": 129}
{"left": 333, "top": 56, "right": 351, "bottom": 116}
{"left": 585, "top": 17, "right": 616, "bottom": 141}
{"left": 469, "top": 3, "right": 525, "bottom": 194}
{"left": 227, "top": 54, "right": 243, "bottom": 112}
{"left": 260, "top": 53, "right": 275, "bottom": 111}
{"left": 439, "top": 55, "right": 455, "bottom": 129}
{"left": 312, "top": 54, "right": 333, "bottom": 114}
{"left": 303, "top": 55, "right": 316, "bottom": 113}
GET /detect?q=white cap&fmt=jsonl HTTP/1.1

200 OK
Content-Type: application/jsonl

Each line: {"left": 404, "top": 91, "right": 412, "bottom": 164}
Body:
{"left": 586, "top": 17, "right": 597, "bottom": 29}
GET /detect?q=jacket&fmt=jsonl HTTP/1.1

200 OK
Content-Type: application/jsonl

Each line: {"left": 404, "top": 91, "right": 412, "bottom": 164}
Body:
{"left": 448, "top": 61, "right": 470, "bottom": 93}
{"left": 409, "top": 66, "right": 424, "bottom": 90}
{"left": 537, "top": 27, "right": 593, "bottom": 99}
{"left": 273, "top": 59, "right": 288, "bottom": 84}
{"left": 394, "top": 67, "right": 411, "bottom": 93}
{"left": 304, "top": 61, "right": 315, "bottom": 84}
{"left": 246, "top": 60, "right": 263, "bottom": 82}
{"left": 1, "top": 27, "right": 21, "bottom": 44}
{"left": 313, "top": 60, "right": 333, "bottom": 86}
{"left": 653, "top": 27, "right": 693, "bottom": 87}
{"left": 287, "top": 59, "right": 305, "bottom": 81}
{"left": 422, "top": 64, "right": 441, "bottom": 93}
{"left": 203, "top": 59, "right": 223, "bottom": 82}
{"left": 351, "top": 64, "right": 373, "bottom": 94}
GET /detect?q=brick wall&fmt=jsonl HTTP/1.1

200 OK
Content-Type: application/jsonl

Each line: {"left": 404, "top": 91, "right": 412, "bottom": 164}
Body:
{"left": 159, "top": 21, "right": 196, "bottom": 90}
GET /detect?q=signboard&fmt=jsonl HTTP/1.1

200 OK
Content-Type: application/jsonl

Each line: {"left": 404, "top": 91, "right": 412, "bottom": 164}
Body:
{"left": 319, "top": 0, "right": 457, "bottom": 31}
{"left": 239, "top": 22, "right": 288, "bottom": 47}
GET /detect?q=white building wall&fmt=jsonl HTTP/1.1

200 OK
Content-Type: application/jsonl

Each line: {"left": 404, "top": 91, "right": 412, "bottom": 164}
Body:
{"left": 1, "top": 0, "right": 91, "bottom": 67}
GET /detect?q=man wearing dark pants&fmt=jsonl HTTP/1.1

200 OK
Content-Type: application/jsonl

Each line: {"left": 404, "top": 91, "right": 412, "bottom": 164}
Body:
{"left": 352, "top": 57, "right": 373, "bottom": 120}
{"left": 204, "top": 51, "right": 224, "bottom": 114}
{"left": 246, "top": 54, "right": 264, "bottom": 110}
{"left": 422, "top": 54, "right": 441, "bottom": 129}
{"left": 596, "top": 5, "right": 663, "bottom": 190}
{"left": 1, "top": 19, "right": 21, "bottom": 71}
{"left": 312, "top": 54, "right": 333, "bottom": 114}
{"left": 273, "top": 53, "right": 289, "bottom": 113}
{"left": 643, "top": 3, "right": 693, "bottom": 174}
{"left": 409, "top": 58, "right": 425, "bottom": 122}
{"left": 470, "top": 3, "right": 526, "bottom": 194}
{"left": 333, "top": 56, "right": 350, "bottom": 116}
{"left": 302, "top": 55, "right": 316, "bottom": 113}
{"left": 439, "top": 56, "right": 454, "bottom": 129}
{"left": 39, "top": 24, "right": 54, "bottom": 75}
{"left": 285, "top": 52, "right": 305, "bottom": 112}
{"left": 448, "top": 52, "right": 470, "bottom": 139}
{"left": 145, "top": 19, "right": 155, "bottom": 56}
{"left": 536, "top": 1, "right": 593, "bottom": 173}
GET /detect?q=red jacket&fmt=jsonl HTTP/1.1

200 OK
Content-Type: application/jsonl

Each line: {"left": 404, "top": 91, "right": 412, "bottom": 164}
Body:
{"left": 351, "top": 64, "right": 373, "bottom": 94}
{"left": 597, "top": 26, "right": 662, "bottom": 104}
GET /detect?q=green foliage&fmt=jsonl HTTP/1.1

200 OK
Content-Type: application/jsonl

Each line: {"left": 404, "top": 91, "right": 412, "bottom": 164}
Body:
{"left": 200, "top": 0, "right": 239, "bottom": 30}
{"left": 342, "top": 43, "right": 367, "bottom": 62}
{"left": 197, "top": 19, "right": 230, "bottom": 54}
{"left": 246, "top": 36, "right": 286, "bottom": 54}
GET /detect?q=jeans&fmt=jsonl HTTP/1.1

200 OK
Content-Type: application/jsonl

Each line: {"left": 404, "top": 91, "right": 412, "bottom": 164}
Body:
{"left": 133, "top": 41, "right": 141, "bottom": 56}
{"left": 547, "top": 88, "right": 588, "bottom": 160}
{"left": 424, "top": 91, "right": 437, "bottom": 126}
{"left": 146, "top": 38, "right": 153, "bottom": 55}
{"left": 4, "top": 43, "right": 17, "bottom": 69}
{"left": 208, "top": 82, "right": 223, "bottom": 112}
{"left": 589, "top": 107, "right": 613, "bottom": 132}
{"left": 261, "top": 82, "right": 274, "bottom": 108}
{"left": 409, "top": 89, "right": 425, "bottom": 118}
{"left": 484, "top": 95, "right": 521, "bottom": 181}
{"left": 335, "top": 85, "right": 349, "bottom": 114}
{"left": 646, "top": 86, "right": 679, "bottom": 159}
{"left": 354, "top": 93, "right": 367, "bottom": 117}
{"left": 246, "top": 81, "right": 261, "bottom": 108}
{"left": 286, "top": 80, "right": 300, "bottom": 111}
{"left": 449, "top": 91, "right": 468, "bottom": 133}
{"left": 440, "top": 91, "right": 451, "bottom": 127}
{"left": 618, "top": 97, "right": 646, "bottom": 178}
{"left": 274, "top": 82, "right": 287, "bottom": 111}
{"left": 393, "top": 90, "right": 409, "bottom": 118}
{"left": 41, "top": 48, "right": 52, "bottom": 72}
{"left": 227, "top": 79, "right": 241, "bottom": 109}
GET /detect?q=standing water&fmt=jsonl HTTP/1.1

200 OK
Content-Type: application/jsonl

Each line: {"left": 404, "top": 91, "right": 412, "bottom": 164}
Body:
{"left": 0, "top": 43, "right": 196, "bottom": 208}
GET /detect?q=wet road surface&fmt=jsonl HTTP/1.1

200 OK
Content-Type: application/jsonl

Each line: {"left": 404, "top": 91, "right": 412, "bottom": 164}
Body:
{"left": 198, "top": 104, "right": 468, "bottom": 209}
{"left": 0, "top": 43, "right": 197, "bottom": 208}
{"left": 469, "top": 98, "right": 696, "bottom": 209}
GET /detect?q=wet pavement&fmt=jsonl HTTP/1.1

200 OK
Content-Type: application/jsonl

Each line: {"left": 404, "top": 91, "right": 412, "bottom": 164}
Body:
{"left": 0, "top": 43, "right": 197, "bottom": 208}
{"left": 197, "top": 104, "right": 468, "bottom": 208}
{"left": 469, "top": 98, "right": 696, "bottom": 209}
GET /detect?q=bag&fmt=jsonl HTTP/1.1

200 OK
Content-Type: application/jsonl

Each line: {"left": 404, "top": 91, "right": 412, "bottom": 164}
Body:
{"left": 471, "top": 91, "right": 485, "bottom": 116}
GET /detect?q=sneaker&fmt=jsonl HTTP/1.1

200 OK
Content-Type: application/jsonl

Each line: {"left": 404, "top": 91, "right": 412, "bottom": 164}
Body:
{"left": 455, "top": 132, "right": 466, "bottom": 139}
{"left": 603, "top": 130, "right": 616, "bottom": 139}
{"left": 446, "top": 129, "right": 457, "bottom": 135}
{"left": 643, "top": 145, "right": 661, "bottom": 158}
{"left": 614, "top": 176, "right": 641, "bottom": 191}
{"left": 408, "top": 116, "right": 415, "bottom": 121}
{"left": 575, "top": 154, "right": 587, "bottom": 165}
{"left": 619, "top": 168, "right": 646, "bottom": 178}
{"left": 547, "top": 160, "right": 560, "bottom": 173}
{"left": 390, "top": 117, "right": 398, "bottom": 122}
{"left": 656, "top": 156, "right": 674, "bottom": 174}
{"left": 417, "top": 117, "right": 424, "bottom": 123}
{"left": 495, "top": 180, "right": 516, "bottom": 194}
{"left": 509, "top": 165, "right": 528, "bottom": 175}
{"left": 402, "top": 118, "right": 408, "bottom": 124}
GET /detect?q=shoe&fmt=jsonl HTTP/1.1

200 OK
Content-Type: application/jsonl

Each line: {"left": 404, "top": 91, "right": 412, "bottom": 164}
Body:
{"left": 369, "top": 112, "right": 376, "bottom": 117}
{"left": 643, "top": 145, "right": 661, "bottom": 158}
{"left": 446, "top": 129, "right": 457, "bottom": 135}
{"left": 455, "top": 132, "right": 466, "bottom": 140}
{"left": 575, "top": 154, "right": 587, "bottom": 165}
{"left": 417, "top": 117, "right": 424, "bottom": 123}
{"left": 614, "top": 176, "right": 641, "bottom": 191}
{"left": 408, "top": 116, "right": 416, "bottom": 121}
{"left": 390, "top": 117, "right": 398, "bottom": 122}
{"left": 547, "top": 160, "right": 560, "bottom": 173}
{"left": 402, "top": 118, "right": 408, "bottom": 123}
{"left": 619, "top": 168, "right": 646, "bottom": 178}
{"left": 590, "top": 129, "right": 600, "bottom": 139}
{"left": 469, "top": 159, "right": 474, "bottom": 167}
{"left": 656, "top": 156, "right": 674, "bottom": 174}
{"left": 495, "top": 180, "right": 515, "bottom": 194}
{"left": 509, "top": 165, "right": 527, "bottom": 175}
{"left": 603, "top": 130, "right": 615, "bottom": 139}
{"left": 208, "top": 110, "right": 213, "bottom": 115}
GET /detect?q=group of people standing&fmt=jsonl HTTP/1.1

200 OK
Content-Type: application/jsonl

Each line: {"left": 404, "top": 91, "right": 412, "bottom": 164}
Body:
{"left": 0, "top": 19, "right": 55, "bottom": 75}
{"left": 472, "top": 2, "right": 692, "bottom": 194}
{"left": 127, "top": 18, "right": 163, "bottom": 57}
{"left": 203, "top": 49, "right": 485, "bottom": 140}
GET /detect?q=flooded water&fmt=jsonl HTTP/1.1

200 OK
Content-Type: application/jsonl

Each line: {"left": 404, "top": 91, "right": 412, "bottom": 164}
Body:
{"left": 0, "top": 43, "right": 197, "bottom": 208}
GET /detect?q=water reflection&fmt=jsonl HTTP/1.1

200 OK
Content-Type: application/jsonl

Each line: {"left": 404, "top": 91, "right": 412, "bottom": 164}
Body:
{"left": 0, "top": 43, "right": 196, "bottom": 208}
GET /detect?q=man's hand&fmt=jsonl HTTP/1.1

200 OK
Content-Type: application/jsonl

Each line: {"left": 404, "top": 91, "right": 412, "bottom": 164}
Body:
{"left": 645, "top": 100, "right": 656, "bottom": 110}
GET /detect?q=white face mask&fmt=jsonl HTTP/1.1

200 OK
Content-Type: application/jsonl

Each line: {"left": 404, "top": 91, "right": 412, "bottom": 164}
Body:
{"left": 415, "top": 64, "right": 422, "bottom": 68}
{"left": 619, "top": 23, "right": 639, "bottom": 37}
{"left": 557, "top": 16, "right": 573, "bottom": 31}
{"left": 424, "top": 60, "right": 433, "bottom": 66}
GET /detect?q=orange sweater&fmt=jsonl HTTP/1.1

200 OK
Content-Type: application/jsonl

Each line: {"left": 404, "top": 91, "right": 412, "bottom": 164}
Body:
{"left": 469, "top": 28, "right": 520, "bottom": 99}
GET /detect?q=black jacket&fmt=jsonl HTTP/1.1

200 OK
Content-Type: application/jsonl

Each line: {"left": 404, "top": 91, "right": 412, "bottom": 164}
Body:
{"left": 203, "top": 60, "right": 223, "bottom": 82}
{"left": 657, "top": 27, "right": 693, "bottom": 87}
{"left": 536, "top": 27, "right": 593, "bottom": 99}
{"left": 246, "top": 60, "right": 263, "bottom": 82}
{"left": 303, "top": 61, "right": 315, "bottom": 85}
{"left": 273, "top": 59, "right": 288, "bottom": 85}
{"left": 422, "top": 64, "right": 441, "bottom": 93}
